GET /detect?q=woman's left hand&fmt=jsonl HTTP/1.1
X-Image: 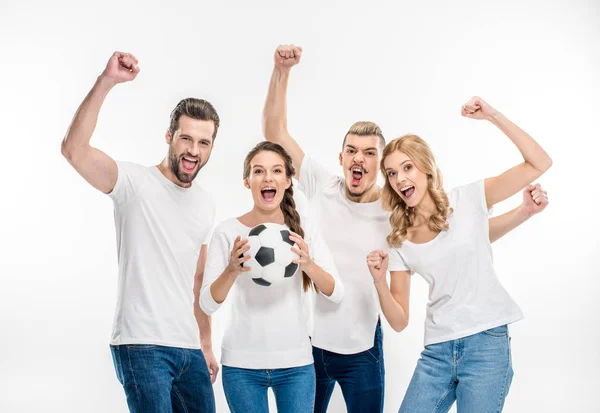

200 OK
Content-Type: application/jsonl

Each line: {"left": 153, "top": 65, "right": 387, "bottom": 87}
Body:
{"left": 289, "top": 231, "right": 313, "bottom": 272}
{"left": 461, "top": 96, "right": 499, "bottom": 120}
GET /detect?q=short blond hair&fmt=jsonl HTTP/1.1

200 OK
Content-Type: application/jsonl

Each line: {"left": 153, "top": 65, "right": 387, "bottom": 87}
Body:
{"left": 343, "top": 121, "right": 385, "bottom": 150}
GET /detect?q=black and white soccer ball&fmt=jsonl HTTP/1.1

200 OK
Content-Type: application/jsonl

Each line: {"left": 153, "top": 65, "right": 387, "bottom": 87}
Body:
{"left": 242, "top": 223, "right": 300, "bottom": 286}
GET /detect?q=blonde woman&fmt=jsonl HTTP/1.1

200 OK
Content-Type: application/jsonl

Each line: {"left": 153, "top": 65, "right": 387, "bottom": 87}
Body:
{"left": 367, "top": 97, "right": 551, "bottom": 412}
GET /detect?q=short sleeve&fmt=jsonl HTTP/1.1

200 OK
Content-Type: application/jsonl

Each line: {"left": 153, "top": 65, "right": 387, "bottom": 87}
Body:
{"left": 388, "top": 248, "right": 410, "bottom": 272}
{"left": 305, "top": 219, "right": 344, "bottom": 304}
{"left": 199, "top": 225, "right": 231, "bottom": 315}
{"left": 451, "top": 179, "right": 492, "bottom": 217}
{"left": 108, "top": 161, "right": 149, "bottom": 206}
{"left": 298, "top": 156, "right": 338, "bottom": 201}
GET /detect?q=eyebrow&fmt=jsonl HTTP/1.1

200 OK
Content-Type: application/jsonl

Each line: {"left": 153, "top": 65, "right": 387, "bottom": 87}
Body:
{"left": 180, "top": 134, "right": 211, "bottom": 142}
{"left": 252, "top": 164, "right": 284, "bottom": 168}
{"left": 385, "top": 160, "right": 411, "bottom": 171}
{"left": 345, "top": 144, "right": 378, "bottom": 152}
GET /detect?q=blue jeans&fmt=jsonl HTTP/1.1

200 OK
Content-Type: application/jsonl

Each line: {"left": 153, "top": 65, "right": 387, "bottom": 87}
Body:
{"left": 399, "top": 325, "right": 514, "bottom": 413}
{"left": 222, "top": 364, "right": 316, "bottom": 413}
{"left": 312, "top": 320, "right": 385, "bottom": 413}
{"left": 110, "top": 344, "right": 216, "bottom": 413}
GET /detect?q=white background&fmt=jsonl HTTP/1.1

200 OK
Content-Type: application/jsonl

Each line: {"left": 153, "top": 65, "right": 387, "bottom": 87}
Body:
{"left": 1, "top": 0, "right": 599, "bottom": 412}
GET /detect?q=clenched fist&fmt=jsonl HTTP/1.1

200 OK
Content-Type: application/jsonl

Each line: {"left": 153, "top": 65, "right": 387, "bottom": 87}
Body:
{"left": 100, "top": 51, "right": 140, "bottom": 85}
{"left": 522, "top": 183, "right": 549, "bottom": 216}
{"left": 461, "top": 96, "right": 499, "bottom": 121}
{"left": 367, "top": 250, "right": 389, "bottom": 285}
{"left": 274, "top": 44, "right": 302, "bottom": 70}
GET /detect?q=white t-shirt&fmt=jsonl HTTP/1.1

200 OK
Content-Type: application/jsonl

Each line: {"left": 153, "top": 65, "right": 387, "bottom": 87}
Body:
{"left": 200, "top": 217, "right": 343, "bottom": 369}
{"left": 388, "top": 180, "right": 524, "bottom": 346}
{"left": 108, "top": 161, "right": 216, "bottom": 349}
{"left": 299, "top": 156, "right": 391, "bottom": 354}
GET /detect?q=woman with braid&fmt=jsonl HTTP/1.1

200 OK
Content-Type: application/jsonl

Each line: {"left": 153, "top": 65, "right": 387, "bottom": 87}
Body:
{"left": 200, "top": 141, "right": 343, "bottom": 413}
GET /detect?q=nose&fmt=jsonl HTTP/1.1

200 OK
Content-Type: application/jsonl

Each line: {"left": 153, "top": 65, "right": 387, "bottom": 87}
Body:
{"left": 263, "top": 171, "right": 274, "bottom": 182}
{"left": 353, "top": 151, "right": 364, "bottom": 164}
{"left": 187, "top": 142, "right": 200, "bottom": 157}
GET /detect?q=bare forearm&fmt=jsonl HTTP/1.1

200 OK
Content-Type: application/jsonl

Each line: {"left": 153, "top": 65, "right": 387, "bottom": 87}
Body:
{"left": 62, "top": 76, "right": 116, "bottom": 157}
{"left": 209, "top": 269, "right": 238, "bottom": 304}
{"left": 194, "top": 305, "right": 213, "bottom": 349}
{"left": 489, "top": 205, "right": 531, "bottom": 243}
{"left": 304, "top": 262, "right": 335, "bottom": 296}
{"left": 374, "top": 280, "right": 408, "bottom": 332}
{"left": 488, "top": 113, "right": 552, "bottom": 173}
{"left": 262, "top": 67, "right": 291, "bottom": 142}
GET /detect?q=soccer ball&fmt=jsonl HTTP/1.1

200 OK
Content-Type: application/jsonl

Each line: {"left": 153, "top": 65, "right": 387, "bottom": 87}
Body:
{"left": 242, "top": 223, "right": 300, "bottom": 286}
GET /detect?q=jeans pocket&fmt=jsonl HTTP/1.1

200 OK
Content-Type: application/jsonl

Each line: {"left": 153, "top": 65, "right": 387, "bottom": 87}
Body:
{"left": 482, "top": 324, "right": 509, "bottom": 337}
{"left": 125, "top": 344, "right": 157, "bottom": 350}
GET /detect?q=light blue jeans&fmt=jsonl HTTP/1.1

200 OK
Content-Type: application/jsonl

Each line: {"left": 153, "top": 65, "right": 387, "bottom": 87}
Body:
{"left": 399, "top": 325, "right": 514, "bottom": 413}
{"left": 222, "top": 364, "right": 316, "bottom": 413}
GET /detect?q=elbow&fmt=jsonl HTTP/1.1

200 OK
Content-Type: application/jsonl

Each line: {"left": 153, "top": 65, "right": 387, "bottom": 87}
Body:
{"left": 391, "top": 318, "right": 409, "bottom": 333}
{"left": 61, "top": 138, "right": 74, "bottom": 161}
{"left": 391, "top": 312, "right": 409, "bottom": 333}
{"left": 542, "top": 156, "right": 553, "bottom": 173}
{"left": 532, "top": 155, "right": 553, "bottom": 175}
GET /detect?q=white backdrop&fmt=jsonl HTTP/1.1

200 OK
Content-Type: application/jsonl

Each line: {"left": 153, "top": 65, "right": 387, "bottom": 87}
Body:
{"left": 1, "top": 0, "right": 598, "bottom": 412}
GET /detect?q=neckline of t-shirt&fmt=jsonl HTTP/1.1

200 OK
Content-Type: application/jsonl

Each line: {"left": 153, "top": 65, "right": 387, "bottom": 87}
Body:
{"left": 234, "top": 218, "right": 286, "bottom": 230}
{"left": 403, "top": 230, "right": 444, "bottom": 247}
{"left": 336, "top": 178, "right": 384, "bottom": 210}
{"left": 151, "top": 166, "right": 195, "bottom": 191}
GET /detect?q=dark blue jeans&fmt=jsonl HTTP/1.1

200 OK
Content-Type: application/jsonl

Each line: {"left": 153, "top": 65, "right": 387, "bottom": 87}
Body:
{"left": 222, "top": 364, "right": 316, "bottom": 413}
{"left": 110, "top": 344, "right": 216, "bottom": 413}
{"left": 312, "top": 320, "right": 385, "bottom": 413}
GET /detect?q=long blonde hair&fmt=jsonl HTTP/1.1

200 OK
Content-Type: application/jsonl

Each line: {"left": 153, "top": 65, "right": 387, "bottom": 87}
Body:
{"left": 380, "top": 135, "right": 452, "bottom": 248}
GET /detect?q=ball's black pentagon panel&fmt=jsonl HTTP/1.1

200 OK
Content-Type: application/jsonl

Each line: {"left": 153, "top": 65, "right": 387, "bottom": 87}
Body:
{"left": 255, "top": 246, "right": 275, "bottom": 267}
{"left": 252, "top": 277, "right": 271, "bottom": 287}
{"left": 284, "top": 262, "right": 298, "bottom": 278}
{"left": 249, "top": 224, "right": 267, "bottom": 237}
{"left": 280, "top": 230, "right": 294, "bottom": 246}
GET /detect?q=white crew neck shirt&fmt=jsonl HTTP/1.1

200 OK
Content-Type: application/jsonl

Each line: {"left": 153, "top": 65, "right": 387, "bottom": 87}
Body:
{"left": 298, "top": 156, "right": 391, "bottom": 355}
{"left": 388, "top": 180, "right": 524, "bottom": 346}
{"left": 108, "top": 161, "right": 216, "bottom": 349}
{"left": 200, "top": 217, "right": 343, "bottom": 369}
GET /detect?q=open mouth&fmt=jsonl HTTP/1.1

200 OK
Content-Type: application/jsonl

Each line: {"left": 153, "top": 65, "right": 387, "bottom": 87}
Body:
{"left": 400, "top": 185, "right": 415, "bottom": 200}
{"left": 181, "top": 156, "right": 199, "bottom": 173}
{"left": 261, "top": 186, "right": 277, "bottom": 202}
{"left": 351, "top": 166, "right": 364, "bottom": 186}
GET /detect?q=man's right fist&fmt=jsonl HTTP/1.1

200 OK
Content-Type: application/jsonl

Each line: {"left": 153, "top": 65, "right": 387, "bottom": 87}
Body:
{"left": 274, "top": 44, "right": 302, "bottom": 70}
{"left": 101, "top": 52, "right": 140, "bottom": 84}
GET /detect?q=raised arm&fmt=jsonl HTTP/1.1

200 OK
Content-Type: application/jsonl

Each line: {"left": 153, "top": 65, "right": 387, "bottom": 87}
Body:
{"left": 489, "top": 183, "right": 548, "bottom": 243}
{"left": 461, "top": 97, "right": 552, "bottom": 209}
{"left": 61, "top": 52, "right": 140, "bottom": 193}
{"left": 262, "top": 44, "right": 305, "bottom": 179}
{"left": 367, "top": 251, "right": 410, "bottom": 332}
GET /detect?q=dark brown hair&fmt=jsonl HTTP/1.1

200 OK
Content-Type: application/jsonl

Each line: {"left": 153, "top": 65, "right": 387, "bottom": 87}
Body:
{"left": 243, "top": 141, "right": 315, "bottom": 292}
{"left": 169, "top": 98, "right": 220, "bottom": 140}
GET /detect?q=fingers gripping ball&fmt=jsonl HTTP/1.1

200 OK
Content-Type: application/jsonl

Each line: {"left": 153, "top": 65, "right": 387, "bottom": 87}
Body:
{"left": 242, "top": 223, "right": 300, "bottom": 286}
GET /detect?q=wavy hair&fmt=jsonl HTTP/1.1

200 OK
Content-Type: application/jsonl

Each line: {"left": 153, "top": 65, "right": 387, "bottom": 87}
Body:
{"left": 380, "top": 135, "right": 452, "bottom": 248}
{"left": 243, "top": 141, "right": 315, "bottom": 292}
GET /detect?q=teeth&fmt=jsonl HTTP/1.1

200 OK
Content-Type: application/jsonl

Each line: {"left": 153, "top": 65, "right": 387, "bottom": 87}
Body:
{"left": 400, "top": 185, "right": 414, "bottom": 192}
{"left": 183, "top": 157, "right": 198, "bottom": 163}
{"left": 352, "top": 168, "right": 362, "bottom": 173}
